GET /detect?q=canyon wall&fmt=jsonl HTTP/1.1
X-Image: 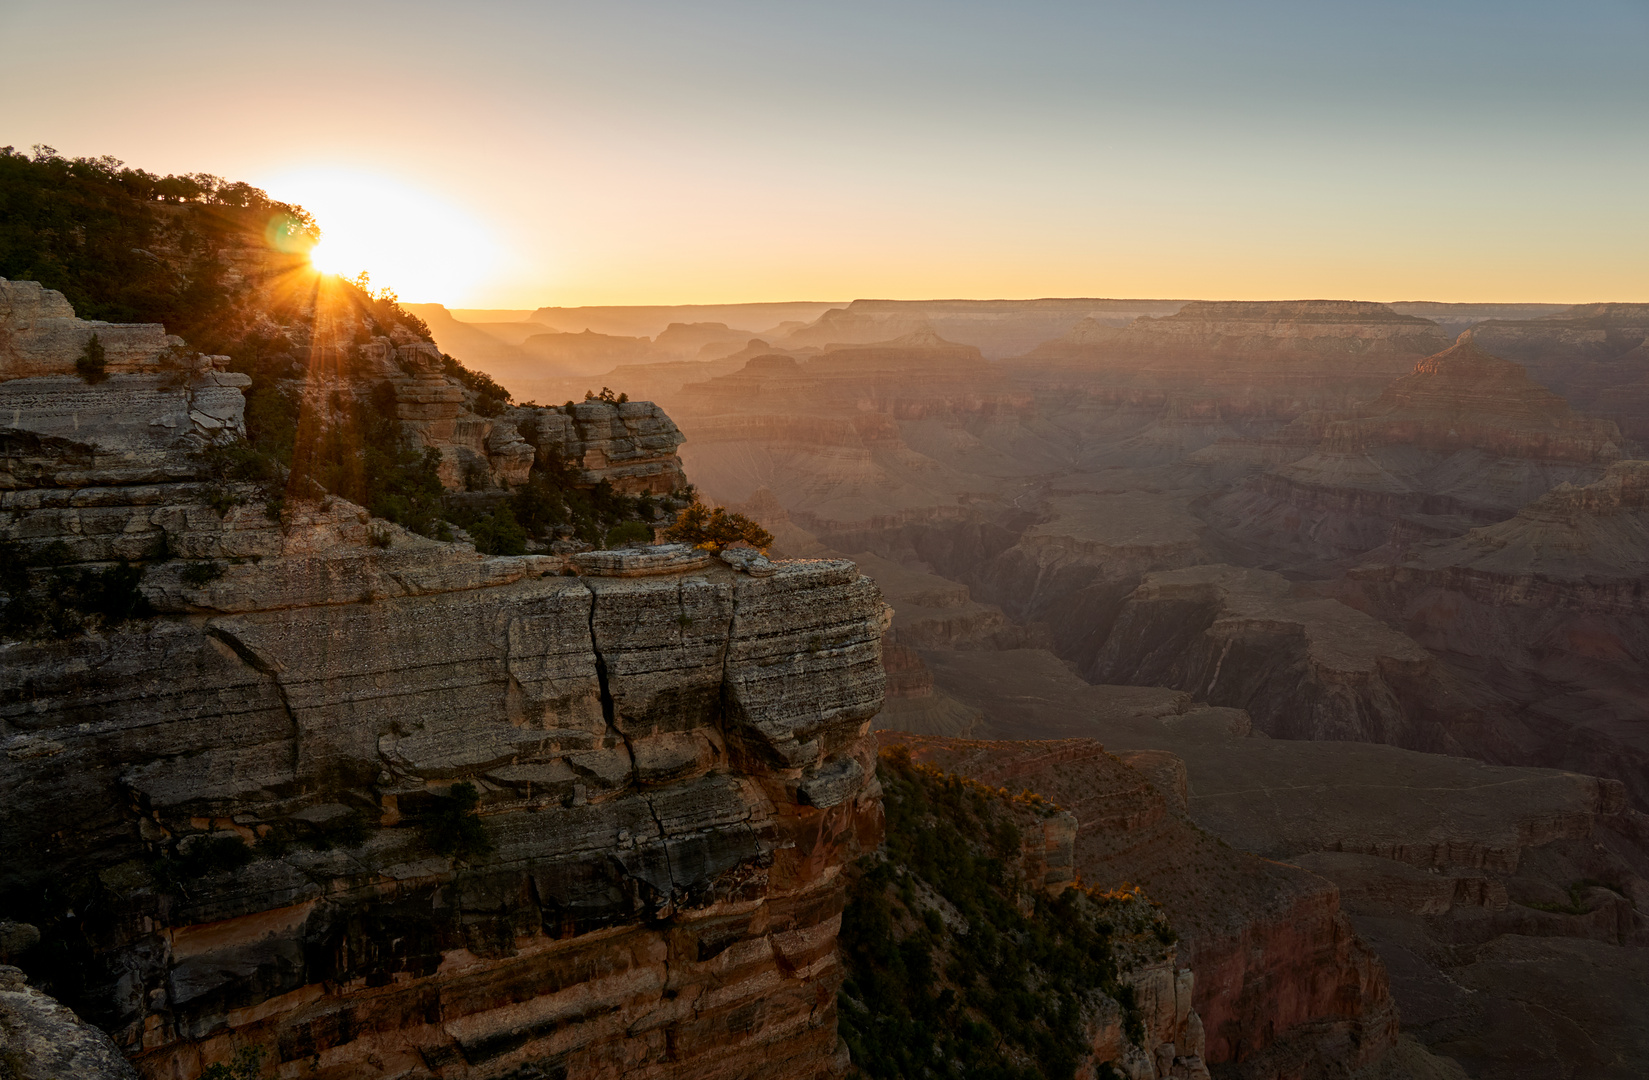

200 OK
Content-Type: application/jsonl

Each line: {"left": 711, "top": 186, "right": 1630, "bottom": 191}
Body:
{"left": 0, "top": 292, "right": 887, "bottom": 1079}
{"left": 881, "top": 734, "right": 1401, "bottom": 1080}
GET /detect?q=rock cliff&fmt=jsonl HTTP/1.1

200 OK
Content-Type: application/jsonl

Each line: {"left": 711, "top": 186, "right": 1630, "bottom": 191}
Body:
{"left": 671, "top": 330, "right": 1038, "bottom": 528}
{"left": 774, "top": 298, "right": 1186, "bottom": 359}
{"left": 1347, "top": 460, "right": 1649, "bottom": 805}
{"left": 1015, "top": 301, "right": 1452, "bottom": 418}
{"left": 1465, "top": 304, "right": 1649, "bottom": 440}
{"left": 0, "top": 302, "right": 888, "bottom": 1079}
{"left": 895, "top": 646, "right": 1644, "bottom": 1080}
{"left": 0, "top": 965, "right": 138, "bottom": 1080}
{"left": 1202, "top": 338, "right": 1621, "bottom": 567}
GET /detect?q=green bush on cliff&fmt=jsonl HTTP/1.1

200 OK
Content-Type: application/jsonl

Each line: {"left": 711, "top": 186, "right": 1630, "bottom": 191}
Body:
{"left": 839, "top": 748, "right": 1143, "bottom": 1080}
{"left": 418, "top": 781, "right": 493, "bottom": 862}
{"left": 500, "top": 459, "right": 659, "bottom": 549}
{"left": 200, "top": 1047, "right": 264, "bottom": 1080}
{"left": 462, "top": 503, "right": 529, "bottom": 556}
{"left": 74, "top": 333, "right": 108, "bottom": 383}
{"left": 663, "top": 501, "right": 773, "bottom": 553}
{"left": 0, "top": 542, "right": 154, "bottom": 640}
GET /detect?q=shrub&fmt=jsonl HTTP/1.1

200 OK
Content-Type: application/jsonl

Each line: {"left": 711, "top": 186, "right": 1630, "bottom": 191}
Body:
{"left": 418, "top": 781, "right": 492, "bottom": 862}
{"left": 74, "top": 333, "right": 108, "bottom": 382}
{"left": 605, "top": 520, "right": 654, "bottom": 548}
{"left": 0, "top": 545, "right": 155, "bottom": 640}
{"left": 179, "top": 560, "right": 226, "bottom": 587}
{"left": 663, "top": 502, "right": 773, "bottom": 553}
{"left": 201, "top": 1047, "right": 264, "bottom": 1080}
{"left": 584, "top": 387, "right": 628, "bottom": 404}
{"left": 465, "top": 504, "right": 528, "bottom": 556}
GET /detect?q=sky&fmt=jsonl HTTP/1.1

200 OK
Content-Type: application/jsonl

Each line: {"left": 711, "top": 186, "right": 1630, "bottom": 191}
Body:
{"left": 4, "top": 0, "right": 1646, "bottom": 307}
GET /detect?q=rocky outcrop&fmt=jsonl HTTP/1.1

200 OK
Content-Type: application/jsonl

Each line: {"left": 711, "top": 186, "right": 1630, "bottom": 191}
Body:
{"left": 881, "top": 734, "right": 1399, "bottom": 1078}
{"left": 1465, "top": 304, "right": 1649, "bottom": 439}
{"left": 774, "top": 298, "right": 1186, "bottom": 359}
{"left": 1040, "top": 301, "right": 1452, "bottom": 361}
{"left": 901, "top": 491, "right": 1214, "bottom": 678}
{"left": 0, "top": 966, "right": 138, "bottom": 1080}
{"left": 898, "top": 646, "right": 1648, "bottom": 1080}
{"left": 513, "top": 399, "right": 688, "bottom": 494}
{"left": 0, "top": 278, "right": 183, "bottom": 380}
{"left": 1329, "top": 337, "right": 1622, "bottom": 463}
{"left": 0, "top": 308, "right": 890, "bottom": 1080}
{"left": 0, "top": 280, "right": 684, "bottom": 502}
{"left": 670, "top": 330, "right": 1039, "bottom": 527}
{"left": 1090, "top": 564, "right": 1459, "bottom": 748}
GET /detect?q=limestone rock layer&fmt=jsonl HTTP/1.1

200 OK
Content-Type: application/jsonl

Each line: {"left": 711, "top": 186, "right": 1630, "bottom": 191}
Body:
{"left": 0, "top": 290, "right": 888, "bottom": 1080}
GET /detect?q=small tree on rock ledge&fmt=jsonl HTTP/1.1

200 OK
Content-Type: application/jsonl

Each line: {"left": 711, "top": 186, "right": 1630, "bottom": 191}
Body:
{"left": 664, "top": 501, "right": 773, "bottom": 554}
{"left": 75, "top": 332, "right": 107, "bottom": 383}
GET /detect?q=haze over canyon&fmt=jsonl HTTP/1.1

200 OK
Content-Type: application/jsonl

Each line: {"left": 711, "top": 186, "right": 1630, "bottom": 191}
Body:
{"left": 3, "top": 0, "right": 1648, "bottom": 1071}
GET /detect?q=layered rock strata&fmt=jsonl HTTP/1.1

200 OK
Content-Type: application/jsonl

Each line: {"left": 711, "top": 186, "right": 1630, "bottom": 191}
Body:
{"left": 2, "top": 548, "right": 888, "bottom": 1080}
{"left": 0, "top": 277, "right": 183, "bottom": 379}
{"left": 772, "top": 298, "right": 1187, "bottom": 359}
{"left": 672, "top": 330, "right": 1039, "bottom": 527}
{"left": 1201, "top": 338, "right": 1621, "bottom": 566}
{"left": 1089, "top": 564, "right": 1464, "bottom": 749}
{"left": 0, "top": 966, "right": 138, "bottom": 1080}
{"left": 1466, "top": 304, "right": 1649, "bottom": 439}
{"left": 0, "top": 307, "right": 890, "bottom": 1080}
{"left": 1015, "top": 301, "right": 1452, "bottom": 417}
{"left": 1347, "top": 460, "right": 1649, "bottom": 805}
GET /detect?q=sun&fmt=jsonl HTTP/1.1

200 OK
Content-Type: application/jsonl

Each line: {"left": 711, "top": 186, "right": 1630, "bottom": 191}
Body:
{"left": 266, "top": 168, "right": 502, "bottom": 303}
{"left": 306, "top": 236, "right": 351, "bottom": 277}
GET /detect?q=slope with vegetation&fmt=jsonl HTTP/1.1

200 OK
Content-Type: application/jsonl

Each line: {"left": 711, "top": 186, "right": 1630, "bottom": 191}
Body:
{"left": 0, "top": 146, "right": 667, "bottom": 574}
{"left": 842, "top": 746, "right": 1201, "bottom": 1080}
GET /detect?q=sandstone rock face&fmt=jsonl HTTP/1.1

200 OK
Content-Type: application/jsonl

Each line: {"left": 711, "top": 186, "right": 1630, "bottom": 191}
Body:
{"left": 898, "top": 645, "right": 1647, "bottom": 1080}
{"left": 772, "top": 298, "right": 1186, "bottom": 359}
{"left": 0, "top": 966, "right": 138, "bottom": 1080}
{"left": 1091, "top": 564, "right": 1445, "bottom": 746}
{"left": 0, "top": 322, "right": 887, "bottom": 1079}
{"left": 897, "top": 649, "right": 1649, "bottom": 1080}
{"left": 1, "top": 546, "right": 889, "bottom": 1079}
{"left": 0, "top": 278, "right": 182, "bottom": 380}
{"left": 514, "top": 399, "right": 688, "bottom": 494}
{"left": 1201, "top": 339, "right": 1620, "bottom": 559}
{"left": 353, "top": 336, "right": 686, "bottom": 494}
{"left": 1048, "top": 301, "right": 1452, "bottom": 359}
{"left": 671, "top": 329, "right": 1040, "bottom": 528}
{"left": 1347, "top": 460, "right": 1649, "bottom": 806}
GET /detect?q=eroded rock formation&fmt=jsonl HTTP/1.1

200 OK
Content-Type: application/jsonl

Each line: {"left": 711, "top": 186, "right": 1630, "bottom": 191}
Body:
{"left": 0, "top": 302, "right": 888, "bottom": 1079}
{"left": 0, "top": 966, "right": 138, "bottom": 1080}
{"left": 1016, "top": 300, "right": 1452, "bottom": 417}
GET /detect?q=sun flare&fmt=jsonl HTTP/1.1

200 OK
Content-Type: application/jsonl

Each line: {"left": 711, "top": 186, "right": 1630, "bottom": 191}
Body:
{"left": 268, "top": 168, "right": 501, "bottom": 303}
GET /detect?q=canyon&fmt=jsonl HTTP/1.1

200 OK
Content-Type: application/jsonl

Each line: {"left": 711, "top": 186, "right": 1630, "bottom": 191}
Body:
{"left": 0, "top": 281, "right": 889, "bottom": 1079}
{"left": 6, "top": 280, "right": 1648, "bottom": 1080}
{"left": 416, "top": 295, "right": 1649, "bottom": 1079}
